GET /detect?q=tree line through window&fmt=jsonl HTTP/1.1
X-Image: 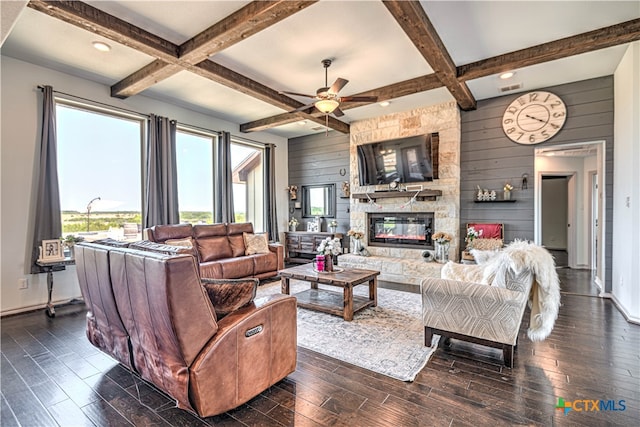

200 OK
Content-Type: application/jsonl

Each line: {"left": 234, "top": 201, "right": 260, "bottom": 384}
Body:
{"left": 56, "top": 102, "right": 265, "bottom": 242}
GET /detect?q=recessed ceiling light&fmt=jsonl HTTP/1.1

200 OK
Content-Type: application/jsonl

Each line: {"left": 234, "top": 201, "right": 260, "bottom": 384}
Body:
{"left": 92, "top": 41, "right": 111, "bottom": 52}
{"left": 500, "top": 72, "right": 515, "bottom": 80}
{"left": 379, "top": 101, "right": 390, "bottom": 107}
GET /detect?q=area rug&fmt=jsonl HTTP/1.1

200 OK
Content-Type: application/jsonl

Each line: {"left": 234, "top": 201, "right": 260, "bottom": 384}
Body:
{"left": 257, "top": 280, "right": 439, "bottom": 382}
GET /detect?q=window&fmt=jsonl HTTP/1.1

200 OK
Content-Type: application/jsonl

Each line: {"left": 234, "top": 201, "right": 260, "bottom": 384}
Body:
{"left": 176, "top": 132, "right": 265, "bottom": 229}
{"left": 56, "top": 102, "right": 144, "bottom": 241}
{"left": 231, "top": 141, "right": 264, "bottom": 231}
{"left": 175, "top": 129, "right": 215, "bottom": 224}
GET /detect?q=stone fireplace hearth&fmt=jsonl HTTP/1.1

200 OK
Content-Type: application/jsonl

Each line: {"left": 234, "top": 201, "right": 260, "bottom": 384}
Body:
{"left": 348, "top": 101, "right": 461, "bottom": 262}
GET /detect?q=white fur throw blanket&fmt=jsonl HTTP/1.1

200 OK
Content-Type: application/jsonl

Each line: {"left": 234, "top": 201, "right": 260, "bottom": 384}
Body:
{"left": 441, "top": 240, "right": 560, "bottom": 341}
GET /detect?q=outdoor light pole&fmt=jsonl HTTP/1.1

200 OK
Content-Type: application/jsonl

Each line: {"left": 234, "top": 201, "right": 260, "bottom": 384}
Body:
{"left": 86, "top": 197, "right": 101, "bottom": 233}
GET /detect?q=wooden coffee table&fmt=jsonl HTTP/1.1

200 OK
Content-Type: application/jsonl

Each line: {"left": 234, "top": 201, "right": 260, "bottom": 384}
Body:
{"left": 279, "top": 264, "right": 380, "bottom": 321}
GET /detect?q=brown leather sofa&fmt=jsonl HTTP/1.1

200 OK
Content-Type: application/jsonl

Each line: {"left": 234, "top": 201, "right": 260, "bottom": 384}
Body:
{"left": 74, "top": 241, "right": 297, "bottom": 417}
{"left": 146, "top": 222, "right": 283, "bottom": 280}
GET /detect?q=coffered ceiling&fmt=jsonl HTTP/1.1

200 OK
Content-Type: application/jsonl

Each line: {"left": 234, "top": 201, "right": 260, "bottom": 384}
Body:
{"left": 2, "top": 1, "right": 639, "bottom": 138}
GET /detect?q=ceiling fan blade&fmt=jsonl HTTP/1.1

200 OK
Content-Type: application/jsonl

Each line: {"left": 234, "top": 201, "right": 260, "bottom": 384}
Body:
{"left": 288, "top": 103, "right": 316, "bottom": 113}
{"left": 340, "top": 96, "right": 378, "bottom": 102}
{"left": 332, "top": 107, "right": 345, "bottom": 117}
{"left": 281, "top": 90, "right": 316, "bottom": 99}
{"left": 329, "top": 78, "right": 348, "bottom": 94}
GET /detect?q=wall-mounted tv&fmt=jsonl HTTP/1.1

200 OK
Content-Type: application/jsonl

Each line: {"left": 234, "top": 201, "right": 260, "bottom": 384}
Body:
{"left": 357, "top": 133, "right": 439, "bottom": 186}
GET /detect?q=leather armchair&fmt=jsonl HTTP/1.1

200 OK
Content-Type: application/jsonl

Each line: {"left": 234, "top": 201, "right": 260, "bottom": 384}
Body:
{"left": 75, "top": 241, "right": 297, "bottom": 417}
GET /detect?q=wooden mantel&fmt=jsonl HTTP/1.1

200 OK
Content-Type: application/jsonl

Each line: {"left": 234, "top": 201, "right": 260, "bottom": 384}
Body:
{"left": 351, "top": 190, "right": 442, "bottom": 203}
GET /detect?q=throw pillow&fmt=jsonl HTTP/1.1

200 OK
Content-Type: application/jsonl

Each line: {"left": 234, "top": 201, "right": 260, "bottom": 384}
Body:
{"left": 243, "top": 232, "right": 270, "bottom": 255}
{"left": 202, "top": 278, "right": 258, "bottom": 318}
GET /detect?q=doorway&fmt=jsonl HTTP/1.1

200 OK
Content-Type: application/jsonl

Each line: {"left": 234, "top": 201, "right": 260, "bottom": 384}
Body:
{"left": 541, "top": 175, "right": 572, "bottom": 267}
{"left": 534, "top": 141, "right": 605, "bottom": 287}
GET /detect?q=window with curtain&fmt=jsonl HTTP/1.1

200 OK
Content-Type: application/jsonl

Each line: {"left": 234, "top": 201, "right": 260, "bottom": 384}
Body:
{"left": 56, "top": 102, "right": 144, "bottom": 241}
{"left": 175, "top": 128, "right": 215, "bottom": 224}
{"left": 231, "top": 141, "right": 264, "bottom": 231}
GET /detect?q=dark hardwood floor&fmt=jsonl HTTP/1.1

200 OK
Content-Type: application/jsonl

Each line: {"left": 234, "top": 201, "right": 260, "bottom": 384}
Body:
{"left": 1, "top": 268, "right": 638, "bottom": 426}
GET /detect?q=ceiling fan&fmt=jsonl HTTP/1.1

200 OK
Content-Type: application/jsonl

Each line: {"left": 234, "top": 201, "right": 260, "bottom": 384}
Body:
{"left": 282, "top": 59, "right": 378, "bottom": 118}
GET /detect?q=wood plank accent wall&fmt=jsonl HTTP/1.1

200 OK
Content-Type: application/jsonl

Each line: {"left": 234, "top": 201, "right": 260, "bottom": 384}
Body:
{"left": 460, "top": 76, "right": 614, "bottom": 291}
{"left": 287, "top": 131, "right": 351, "bottom": 246}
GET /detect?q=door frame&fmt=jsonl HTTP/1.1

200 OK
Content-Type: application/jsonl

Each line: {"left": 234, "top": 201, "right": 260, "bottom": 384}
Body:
{"left": 534, "top": 140, "right": 606, "bottom": 287}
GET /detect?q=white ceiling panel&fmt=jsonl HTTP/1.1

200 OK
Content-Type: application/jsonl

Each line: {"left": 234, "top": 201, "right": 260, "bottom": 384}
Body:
{"left": 1, "top": 8, "right": 154, "bottom": 85}
{"left": 422, "top": 1, "right": 640, "bottom": 65}
{"left": 84, "top": 0, "right": 251, "bottom": 45}
{"left": 211, "top": 1, "right": 434, "bottom": 97}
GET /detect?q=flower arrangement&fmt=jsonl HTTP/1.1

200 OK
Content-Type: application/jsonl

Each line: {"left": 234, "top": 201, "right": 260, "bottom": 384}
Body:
{"left": 329, "top": 219, "right": 338, "bottom": 227}
{"left": 432, "top": 231, "right": 452, "bottom": 244}
{"left": 288, "top": 217, "right": 299, "bottom": 227}
{"left": 347, "top": 229, "right": 364, "bottom": 240}
{"left": 466, "top": 226, "right": 483, "bottom": 243}
{"left": 504, "top": 183, "right": 514, "bottom": 192}
{"left": 317, "top": 237, "right": 342, "bottom": 256}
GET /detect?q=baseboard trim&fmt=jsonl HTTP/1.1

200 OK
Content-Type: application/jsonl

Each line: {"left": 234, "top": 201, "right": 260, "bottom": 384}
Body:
{"left": 610, "top": 294, "right": 640, "bottom": 325}
{"left": 0, "top": 296, "right": 83, "bottom": 318}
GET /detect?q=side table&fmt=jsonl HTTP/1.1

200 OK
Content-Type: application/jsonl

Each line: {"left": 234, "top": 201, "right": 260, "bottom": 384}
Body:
{"left": 36, "top": 257, "right": 75, "bottom": 317}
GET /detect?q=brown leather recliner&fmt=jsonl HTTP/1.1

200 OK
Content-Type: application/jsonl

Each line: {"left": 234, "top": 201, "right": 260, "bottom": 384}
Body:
{"left": 74, "top": 241, "right": 297, "bottom": 417}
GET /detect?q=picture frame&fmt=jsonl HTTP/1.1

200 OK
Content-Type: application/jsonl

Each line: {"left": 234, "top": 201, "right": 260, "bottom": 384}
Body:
{"left": 307, "top": 221, "right": 318, "bottom": 232}
{"left": 40, "top": 239, "right": 64, "bottom": 262}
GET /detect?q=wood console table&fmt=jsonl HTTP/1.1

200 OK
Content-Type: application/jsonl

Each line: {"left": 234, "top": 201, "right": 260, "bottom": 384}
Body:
{"left": 284, "top": 231, "right": 343, "bottom": 264}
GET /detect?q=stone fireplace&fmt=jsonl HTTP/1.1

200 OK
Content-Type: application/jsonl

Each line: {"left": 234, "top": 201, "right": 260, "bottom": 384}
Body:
{"left": 368, "top": 212, "right": 434, "bottom": 249}
{"left": 348, "top": 101, "right": 461, "bottom": 262}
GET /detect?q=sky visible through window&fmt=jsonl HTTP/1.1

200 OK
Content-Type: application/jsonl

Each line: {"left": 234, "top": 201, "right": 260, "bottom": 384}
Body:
{"left": 57, "top": 105, "right": 142, "bottom": 213}
{"left": 58, "top": 104, "right": 259, "bottom": 223}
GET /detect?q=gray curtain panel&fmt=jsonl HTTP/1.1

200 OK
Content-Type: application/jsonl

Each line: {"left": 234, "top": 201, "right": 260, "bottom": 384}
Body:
{"left": 144, "top": 115, "right": 179, "bottom": 228}
{"left": 214, "top": 131, "right": 235, "bottom": 223}
{"left": 31, "top": 85, "right": 63, "bottom": 273}
{"left": 265, "top": 144, "right": 279, "bottom": 242}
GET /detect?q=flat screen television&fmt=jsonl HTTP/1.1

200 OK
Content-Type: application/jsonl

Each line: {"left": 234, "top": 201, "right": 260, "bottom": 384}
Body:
{"left": 357, "top": 133, "right": 439, "bottom": 186}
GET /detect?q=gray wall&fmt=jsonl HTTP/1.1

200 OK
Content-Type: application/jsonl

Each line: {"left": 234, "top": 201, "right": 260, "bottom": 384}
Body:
{"left": 287, "top": 131, "right": 351, "bottom": 240}
{"left": 460, "top": 76, "right": 614, "bottom": 290}
{"left": 287, "top": 76, "right": 615, "bottom": 290}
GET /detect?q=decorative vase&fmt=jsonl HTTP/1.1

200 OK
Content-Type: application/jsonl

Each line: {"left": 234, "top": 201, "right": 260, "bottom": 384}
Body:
{"left": 329, "top": 225, "right": 337, "bottom": 233}
{"left": 435, "top": 241, "right": 450, "bottom": 263}
{"left": 289, "top": 225, "right": 297, "bottom": 232}
{"left": 504, "top": 190, "right": 511, "bottom": 200}
{"left": 351, "top": 238, "right": 364, "bottom": 255}
{"left": 325, "top": 254, "right": 333, "bottom": 272}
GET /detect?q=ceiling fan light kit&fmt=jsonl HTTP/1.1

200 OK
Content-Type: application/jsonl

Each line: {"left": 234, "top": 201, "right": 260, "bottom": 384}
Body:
{"left": 282, "top": 58, "right": 378, "bottom": 120}
{"left": 315, "top": 98, "right": 339, "bottom": 114}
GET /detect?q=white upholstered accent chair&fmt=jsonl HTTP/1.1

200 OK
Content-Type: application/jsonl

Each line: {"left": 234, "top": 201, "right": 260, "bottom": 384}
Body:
{"left": 421, "top": 241, "right": 560, "bottom": 367}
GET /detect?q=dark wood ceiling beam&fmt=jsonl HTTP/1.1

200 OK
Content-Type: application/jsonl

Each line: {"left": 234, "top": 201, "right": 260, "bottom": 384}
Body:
{"left": 340, "top": 74, "right": 442, "bottom": 109}
{"left": 240, "top": 74, "right": 442, "bottom": 132}
{"left": 458, "top": 18, "right": 640, "bottom": 81}
{"left": 179, "top": 1, "right": 316, "bottom": 63}
{"left": 28, "top": 0, "right": 350, "bottom": 133}
{"left": 382, "top": 0, "right": 476, "bottom": 110}
{"left": 113, "top": 1, "right": 316, "bottom": 97}
{"left": 27, "top": 0, "right": 178, "bottom": 60}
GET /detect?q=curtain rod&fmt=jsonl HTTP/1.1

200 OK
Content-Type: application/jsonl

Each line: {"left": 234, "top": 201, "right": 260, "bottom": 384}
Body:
{"left": 38, "top": 85, "right": 148, "bottom": 118}
{"left": 176, "top": 121, "right": 222, "bottom": 136}
{"left": 38, "top": 85, "right": 274, "bottom": 146}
